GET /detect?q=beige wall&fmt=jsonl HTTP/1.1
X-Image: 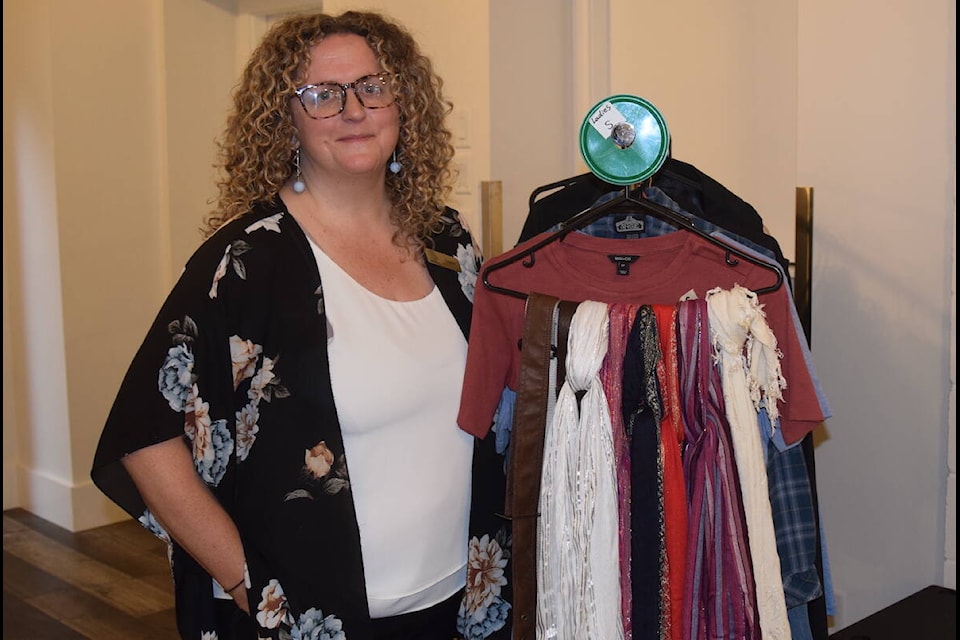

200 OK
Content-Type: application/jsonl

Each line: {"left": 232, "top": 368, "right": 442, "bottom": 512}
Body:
{"left": 4, "top": 0, "right": 164, "bottom": 529}
{"left": 3, "top": 0, "right": 247, "bottom": 529}
{"left": 609, "top": 1, "right": 799, "bottom": 257}
{"left": 164, "top": 0, "right": 249, "bottom": 276}
{"left": 489, "top": 0, "right": 576, "bottom": 248}
{"left": 3, "top": 0, "right": 954, "bottom": 633}
{"left": 797, "top": 0, "right": 956, "bottom": 626}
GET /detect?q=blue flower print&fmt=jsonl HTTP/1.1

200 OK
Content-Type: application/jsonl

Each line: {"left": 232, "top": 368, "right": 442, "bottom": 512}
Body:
{"left": 458, "top": 594, "right": 510, "bottom": 640}
{"left": 138, "top": 509, "right": 171, "bottom": 545}
{"left": 289, "top": 607, "right": 346, "bottom": 640}
{"left": 491, "top": 388, "right": 515, "bottom": 474}
{"left": 158, "top": 343, "right": 195, "bottom": 411}
{"left": 159, "top": 315, "right": 199, "bottom": 409}
{"left": 491, "top": 388, "right": 515, "bottom": 456}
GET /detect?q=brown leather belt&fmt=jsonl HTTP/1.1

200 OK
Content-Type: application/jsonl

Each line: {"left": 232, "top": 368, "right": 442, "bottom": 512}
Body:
{"left": 505, "top": 294, "right": 579, "bottom": 639}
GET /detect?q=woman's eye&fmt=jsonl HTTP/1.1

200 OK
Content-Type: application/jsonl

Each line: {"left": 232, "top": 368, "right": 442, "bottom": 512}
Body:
{"left": 316, "top": 88, "right": 339, "bottom": 102}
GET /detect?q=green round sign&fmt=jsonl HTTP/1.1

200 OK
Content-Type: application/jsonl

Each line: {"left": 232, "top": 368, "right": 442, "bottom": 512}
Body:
{"left": 579, "top": 94, "right": 670, "bottom": 185}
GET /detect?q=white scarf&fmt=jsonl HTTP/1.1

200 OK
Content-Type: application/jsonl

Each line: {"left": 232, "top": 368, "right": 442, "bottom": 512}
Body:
{"left": 537, "top": 300, "right": 624, "bottom": 640}
{"left": 707, "top": 285, "right": 791, "bottom": 640}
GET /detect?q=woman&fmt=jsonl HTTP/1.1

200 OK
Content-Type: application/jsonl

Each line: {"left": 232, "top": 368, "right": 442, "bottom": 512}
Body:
{"left": 91, "top": 10, "right": 486, "bottom": 639}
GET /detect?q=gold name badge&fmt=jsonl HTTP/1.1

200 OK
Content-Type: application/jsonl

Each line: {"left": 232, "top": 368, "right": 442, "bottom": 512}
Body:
{"left": 424, "top": 248, "right": 461, "bottom": 272}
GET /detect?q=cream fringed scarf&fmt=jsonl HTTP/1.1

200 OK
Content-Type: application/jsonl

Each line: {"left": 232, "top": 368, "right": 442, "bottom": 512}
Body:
{"left": 706, "top": 284, "right": 791, "bottom": 640}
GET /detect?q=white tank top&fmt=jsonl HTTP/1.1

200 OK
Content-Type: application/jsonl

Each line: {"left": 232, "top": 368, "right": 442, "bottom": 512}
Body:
{"left": 308, "top": 238, "right": 473, "bottom": 618}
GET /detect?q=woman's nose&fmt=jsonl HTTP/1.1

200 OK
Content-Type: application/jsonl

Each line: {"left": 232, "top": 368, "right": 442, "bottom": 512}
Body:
{"left": 340, "top": 88, "right": 366, "bottom": 119}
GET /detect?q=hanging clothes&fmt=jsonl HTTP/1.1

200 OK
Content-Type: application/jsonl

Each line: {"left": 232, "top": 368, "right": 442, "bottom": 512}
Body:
{"left": 600, "top": 303, "right": 642, "bottom": 637}
{"left": 677, "top": 297, "right": 762, "bottom": 640}
{"left": 525, "top": 176, "right": 833, "bottom": 640}
{"left": 707, "top": 285, "right": 792, "bottom": 639}
{"left": 458, "top": 229, "right": 825, "bottom": 444}
{"left": 457, "top": 165, "right": 832, "bottom": 640}
{"left": 621, "top": 305, "right": 667, "bottom": 639}
{"left": 519, "top": 158, "right": 791, "bottom": 280}
{"left": 537, "top": 301, "right": 623, "bottom": 640}
{"left": 504, "top": 293, "right": 558, "bottom": 640}
{"left": 653, "top": 303, "right": 689, "bottom": 640}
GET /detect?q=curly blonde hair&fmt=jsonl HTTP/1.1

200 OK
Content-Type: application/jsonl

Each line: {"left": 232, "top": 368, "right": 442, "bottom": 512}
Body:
{"left": 204, "top": 10, "right": 455, "bottom": 248}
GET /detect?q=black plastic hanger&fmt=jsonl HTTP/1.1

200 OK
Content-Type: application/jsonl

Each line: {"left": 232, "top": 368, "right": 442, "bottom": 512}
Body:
{"left": 483, "top": 183, "right": 784, "bottom": 300}
{"left": 527, "top": 174, "right": 598, "bottom": 212}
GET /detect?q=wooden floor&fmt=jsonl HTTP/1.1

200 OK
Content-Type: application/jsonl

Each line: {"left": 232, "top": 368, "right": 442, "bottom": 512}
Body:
{"left": 3, "top": 508, "right": 178, "bottom": 639}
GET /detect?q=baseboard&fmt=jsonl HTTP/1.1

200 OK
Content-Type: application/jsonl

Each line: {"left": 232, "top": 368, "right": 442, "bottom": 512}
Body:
{"left": 71, "top": 478, "right": 129, "bottom": 531}
{"left": 14, "top": 465, "right": 128, "bottom": 531}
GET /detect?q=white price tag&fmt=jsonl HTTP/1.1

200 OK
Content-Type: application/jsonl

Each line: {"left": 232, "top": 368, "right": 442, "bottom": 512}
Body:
{"left": 587, "top": 101, "right": 628, "bottom": 139}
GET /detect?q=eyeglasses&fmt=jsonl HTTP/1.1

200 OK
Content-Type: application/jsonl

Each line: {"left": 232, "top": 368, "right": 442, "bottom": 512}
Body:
{"left": 294, "top": 72, "right": 397, "bottom": 119}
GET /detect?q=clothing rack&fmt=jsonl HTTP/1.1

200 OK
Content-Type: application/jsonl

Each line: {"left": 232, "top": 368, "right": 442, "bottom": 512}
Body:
{"left": 795, "top": 186, "right": 814, "bottom": 344}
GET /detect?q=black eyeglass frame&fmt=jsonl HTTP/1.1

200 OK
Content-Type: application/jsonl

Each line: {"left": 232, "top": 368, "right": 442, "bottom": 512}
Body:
{"left": 293, "top": 72, "right": 398, "bottom": 120}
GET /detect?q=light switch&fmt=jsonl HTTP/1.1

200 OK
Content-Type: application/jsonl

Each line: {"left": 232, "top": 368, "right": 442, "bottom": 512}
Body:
{"left": 452, "top": 110, "right": 470, "bottom": 149}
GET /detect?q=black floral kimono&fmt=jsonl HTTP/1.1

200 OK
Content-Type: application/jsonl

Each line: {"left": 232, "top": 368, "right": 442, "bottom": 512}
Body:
{"left": 91, "top": 200, "right": 513, "bottom": 639}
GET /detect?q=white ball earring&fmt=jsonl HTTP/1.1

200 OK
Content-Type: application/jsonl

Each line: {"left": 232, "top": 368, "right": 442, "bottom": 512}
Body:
{"left": 292, "top": 148, "right": 306, "bottom": 193}
{"left": 388, "top": 150, "right": 402, "bottom": 174}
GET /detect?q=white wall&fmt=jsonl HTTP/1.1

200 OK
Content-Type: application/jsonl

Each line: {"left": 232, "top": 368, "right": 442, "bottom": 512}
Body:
{"left": 165, "top": 0, "right": 249, "bottom": 277}
{"left": 949, "top": 205, "right": 957, "bottom": 588}
{"left": 609, "top": 1, "right": 800, "bottom": 259}
{"left": 797, "top": 0, "right": 955, "bottom": 627}
{"left": 489, "top": 0, "right": 576, "bottom": 248}
{"left": 2, "top": 0, "right": 241, "bottom": 529}
{"left": 3, "top": 0, "right": 133, "bottom": 529}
